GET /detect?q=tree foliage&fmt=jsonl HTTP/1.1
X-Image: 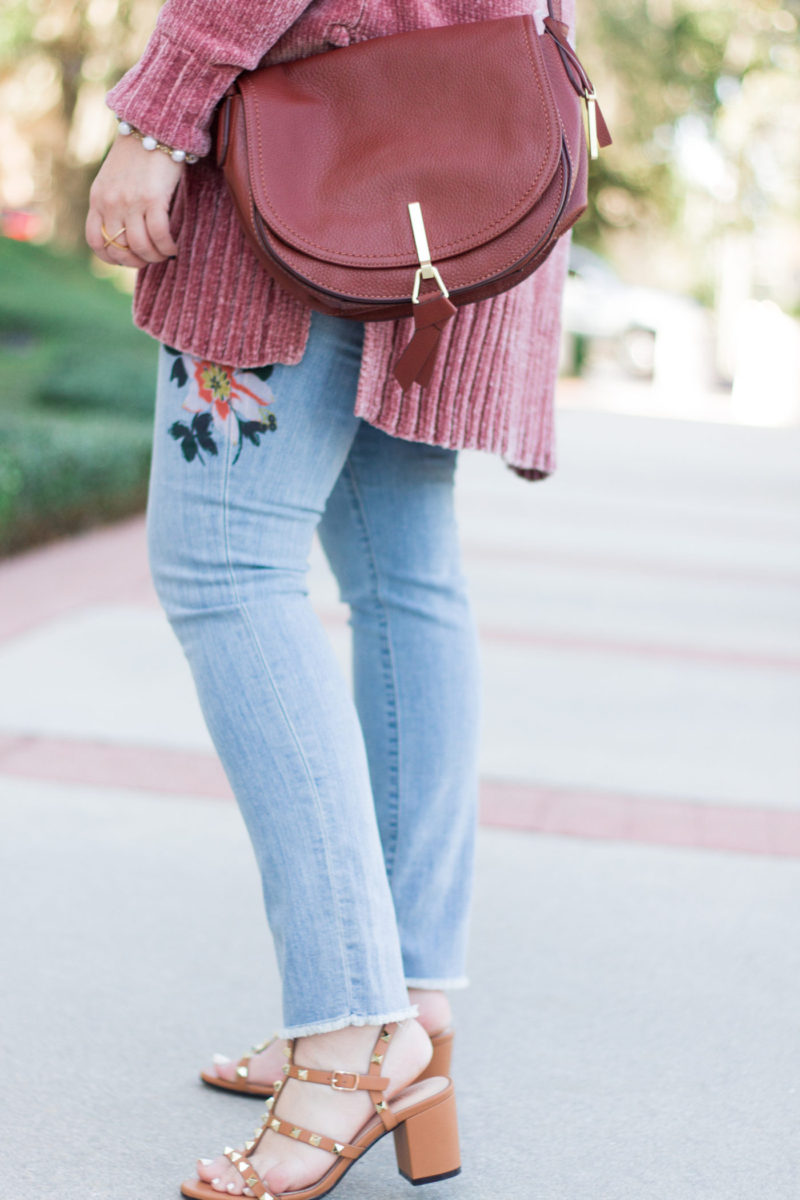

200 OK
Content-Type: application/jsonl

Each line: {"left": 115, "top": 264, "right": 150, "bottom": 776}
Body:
{"left": 576, "top": 0, "right": 800, "bottom": 254}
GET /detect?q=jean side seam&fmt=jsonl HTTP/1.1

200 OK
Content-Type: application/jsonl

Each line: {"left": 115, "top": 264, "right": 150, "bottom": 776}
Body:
{"left": 218, "top": 428, "right": 355, "bottom": 1015}
{"left": 341, "top": 460, "right": 402, "bottom": 882}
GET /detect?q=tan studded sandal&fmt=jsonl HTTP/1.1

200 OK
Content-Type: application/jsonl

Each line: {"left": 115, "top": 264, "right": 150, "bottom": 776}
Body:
{"left": 201, "top": 1036, "right": 283, "bottom": 1098}
{"left": 182, "top": 1023, "right": 460, "bottom": 1199}
{"left": 200, "top": 1028, "right": 454, "bottom": 1098}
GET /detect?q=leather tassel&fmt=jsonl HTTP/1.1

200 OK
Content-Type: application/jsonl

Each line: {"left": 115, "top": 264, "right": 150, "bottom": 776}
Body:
{"left": 592, "top": 100, "right": 612, "bottom": 150}
{"left": 394, "top": 293, "right": 457, "bottom": 390}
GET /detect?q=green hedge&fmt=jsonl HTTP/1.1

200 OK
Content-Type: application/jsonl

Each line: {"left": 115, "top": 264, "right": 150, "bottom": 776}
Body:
{"left": 0, "top": 413, "right": 152, "bottom": 557}
{"left": 0, "top": 412, "right": 152, "bottom": 556}
{"left": 0, "top": 237, "right": 158, "bottom": 556}
{"left": 35, "top": 344, "right": 158, "bottom": 417}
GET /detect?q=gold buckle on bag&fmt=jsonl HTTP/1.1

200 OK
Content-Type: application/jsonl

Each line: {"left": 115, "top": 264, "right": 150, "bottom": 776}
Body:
{"left": 408, "top": 201, "right": 449, "bottom": 302}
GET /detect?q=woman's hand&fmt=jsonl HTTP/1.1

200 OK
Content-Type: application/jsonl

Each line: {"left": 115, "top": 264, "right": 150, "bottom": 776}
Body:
{"left": 85, "top": 133, "right": 184, "bottom": 269}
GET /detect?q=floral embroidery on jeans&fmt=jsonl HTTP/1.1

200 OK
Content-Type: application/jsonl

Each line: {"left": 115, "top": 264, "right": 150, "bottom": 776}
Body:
{"left": 163, "top": 346, "right": 278, "bottom": 464}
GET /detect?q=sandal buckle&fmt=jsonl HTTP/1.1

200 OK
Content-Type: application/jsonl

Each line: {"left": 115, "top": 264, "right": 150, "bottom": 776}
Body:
{"left": 330, "top": 1070, "right": 358, "bottom": 1092}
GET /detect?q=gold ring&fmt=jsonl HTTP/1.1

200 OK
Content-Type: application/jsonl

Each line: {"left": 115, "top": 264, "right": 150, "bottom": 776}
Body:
{"left": 101, "top": 222, "right": 129, "bottom": 251}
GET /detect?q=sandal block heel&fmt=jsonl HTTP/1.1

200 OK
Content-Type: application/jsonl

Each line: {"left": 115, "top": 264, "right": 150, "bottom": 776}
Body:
{"left": 393, "top": 1084, "right": 461, "bottom": 1186}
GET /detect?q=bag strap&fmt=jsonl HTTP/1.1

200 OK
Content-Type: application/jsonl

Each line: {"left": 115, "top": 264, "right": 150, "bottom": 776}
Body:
{"left": 547, "top": 0, "right": 564, "bottom": 23}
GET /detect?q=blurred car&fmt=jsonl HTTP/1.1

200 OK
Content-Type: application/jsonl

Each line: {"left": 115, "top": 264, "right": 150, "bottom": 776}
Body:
{"left": 562, "top": 244, "right": 702, "bottom": 379}
{"left": 1, "top": 209, "right": 44, "bottom": 241}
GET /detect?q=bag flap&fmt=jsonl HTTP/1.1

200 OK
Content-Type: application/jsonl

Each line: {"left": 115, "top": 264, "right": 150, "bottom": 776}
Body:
{"left": 239, "top": 16, "right": 562, "bottom": 269}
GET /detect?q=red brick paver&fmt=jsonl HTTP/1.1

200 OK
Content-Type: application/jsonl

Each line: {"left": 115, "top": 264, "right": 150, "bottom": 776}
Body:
{"left": 2, "top": 519, "right": 798, "bottom": 858}
{"left": 1, "top": 733, "right": 798, "bottom": 858}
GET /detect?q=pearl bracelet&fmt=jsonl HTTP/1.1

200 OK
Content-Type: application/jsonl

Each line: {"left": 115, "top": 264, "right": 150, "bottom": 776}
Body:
{"left": 114, "top": 114, "right": 199, "bottom": 164}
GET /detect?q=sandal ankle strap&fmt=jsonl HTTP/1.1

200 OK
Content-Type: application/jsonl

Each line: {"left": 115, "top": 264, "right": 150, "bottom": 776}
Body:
{"left": 283, "top": 1063, "right": 390, "bottom": 1091}
{"left": 286, "top": 1023, "right": 397, "bottom": 1123}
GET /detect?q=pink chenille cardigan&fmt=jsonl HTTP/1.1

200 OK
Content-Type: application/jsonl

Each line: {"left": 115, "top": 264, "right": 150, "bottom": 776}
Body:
{"left": 107, "top": 0, "right": 575, "bottom": 479}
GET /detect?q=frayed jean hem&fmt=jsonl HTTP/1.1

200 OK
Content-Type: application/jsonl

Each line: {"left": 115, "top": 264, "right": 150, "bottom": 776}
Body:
{"left": 280, "top": 1005, "right": 419, "bottom": 1039}
{"left": 405, "top": 976, "right": 469, "bottom": 991}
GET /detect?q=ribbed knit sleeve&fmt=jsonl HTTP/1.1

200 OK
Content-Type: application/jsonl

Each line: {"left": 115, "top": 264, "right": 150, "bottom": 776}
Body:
{"left": 106, "top": 0, "right": 312, "bottom": 156}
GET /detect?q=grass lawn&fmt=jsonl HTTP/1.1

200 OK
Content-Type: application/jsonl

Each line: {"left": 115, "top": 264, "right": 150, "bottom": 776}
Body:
{"left": 0, "top": 237, "right": 157, "bottom": 556}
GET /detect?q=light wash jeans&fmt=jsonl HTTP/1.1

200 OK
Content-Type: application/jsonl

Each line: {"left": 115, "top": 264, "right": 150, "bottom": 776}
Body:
{"left": 146, "top": 311, "right": 481, "bottom": 1036}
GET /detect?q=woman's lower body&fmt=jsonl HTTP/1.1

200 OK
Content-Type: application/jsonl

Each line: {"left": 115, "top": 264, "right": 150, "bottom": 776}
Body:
{"left": 146, "top": 312, "right": 481, "bottom": 1194}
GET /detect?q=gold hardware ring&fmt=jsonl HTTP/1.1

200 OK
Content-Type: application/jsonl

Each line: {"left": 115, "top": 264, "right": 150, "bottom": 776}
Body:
{"left": 101, "top": 222, "right": 129, "bottom": 251}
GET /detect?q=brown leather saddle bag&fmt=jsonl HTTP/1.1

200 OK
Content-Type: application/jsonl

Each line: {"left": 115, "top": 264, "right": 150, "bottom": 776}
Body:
{"left": 214, "top": 3, "right": 610, "bottom": 388}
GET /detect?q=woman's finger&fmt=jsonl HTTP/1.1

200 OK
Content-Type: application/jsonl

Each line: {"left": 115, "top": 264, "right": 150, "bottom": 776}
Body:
{"left": 86, "top": 207, "right": 148, "bottom": 269}
{"left": 144, "top": 203, "right": 179, "bottom": 260}
{"left": 85, "top": 206, "right": 114, "bottom": 264}
{"left": 100, "top": 217, "right": 149, "bottom": 270}
{"left": 123, "top": 209, "right": 166, "bottom": 265}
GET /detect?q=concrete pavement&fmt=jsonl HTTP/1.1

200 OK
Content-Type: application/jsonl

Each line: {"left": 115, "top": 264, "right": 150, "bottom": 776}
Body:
{"left": 1, "top": 400, "right": 799, "bottom": 1198}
